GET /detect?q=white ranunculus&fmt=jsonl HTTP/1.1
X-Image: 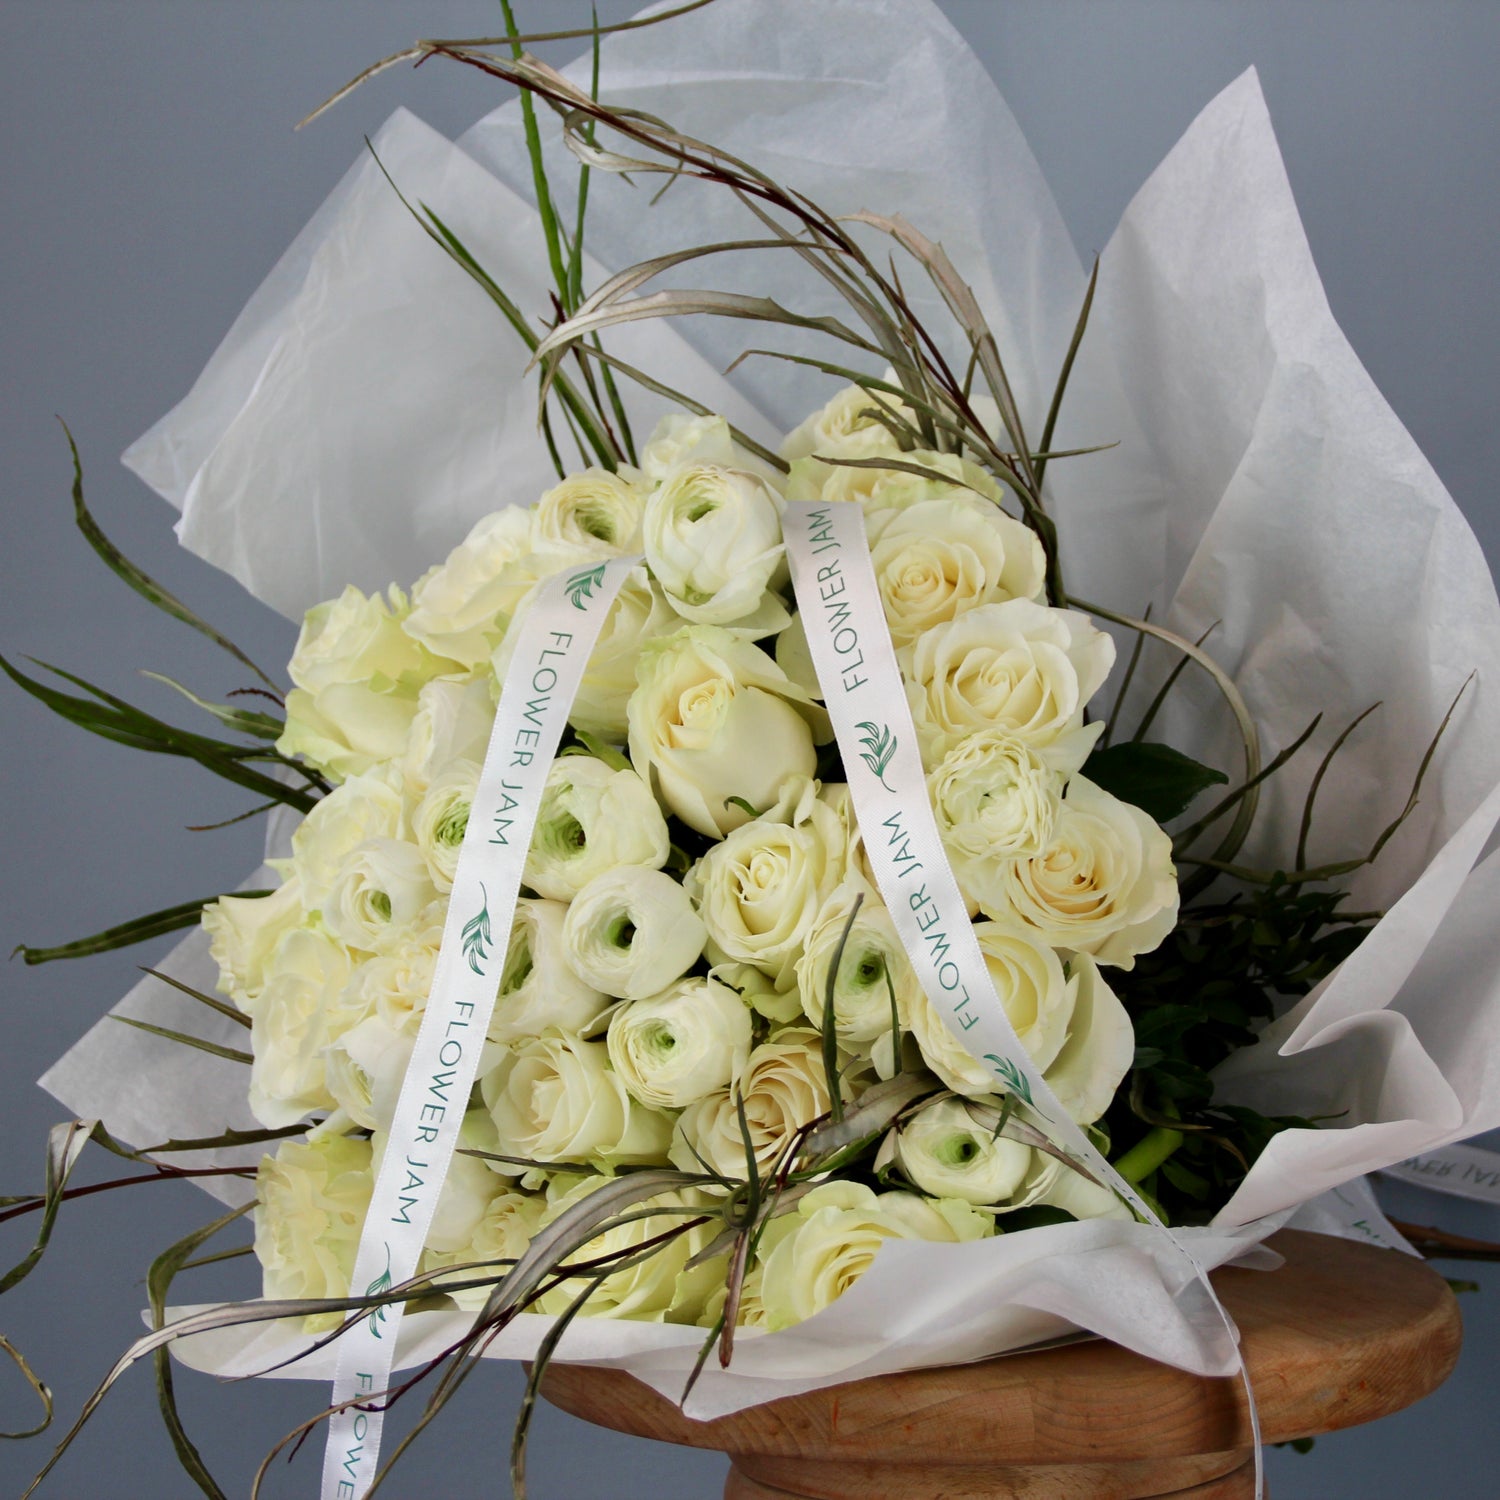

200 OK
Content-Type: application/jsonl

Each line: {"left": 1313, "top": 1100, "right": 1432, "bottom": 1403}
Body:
{"left": 422, "top": 1187, "right": 546, "bottom": 1310}
{"left": 639, "top": 412, "right": 738, "bottom": 482}
{"left": 867, "top": 497, "right": 1045, "bottom": 648}
{"left": 318, "top": 838, "right": 438, "bottom": 954}
{"left": 905, "top": 598, "right": 1114, "bottom": 772}
{"left": 998, "top": 1153, "right": 1132, "bottom": 1222}
{"left": 402, "top": 675, "right": 496, "bottom": 797}
{"left": 606, "top": 978, "right": 752, "bottom": 1110}
{"left": 561, "top": 866, "right": 706, "bottom": 1001}
{"left": 248, "top": 927, "right": 359, "bottom": 1127}
{"left": 533, "top": 1176, "right": 724, "bottom": 1323}
{"left": 255, "top": 1133, "right": 373, "bottom": 1327}
{"left": 687, "top": 777, "right": 847, "bottom": 989}
{"left": 202, "top": 878, "right": 308, "bottom": 1013}
{"left": 410, "top": 758, "right": 479, "bottom": 892}
{"left": 890, "top": 1097, "right": 1032, "bottom": 1204}
{"left": 643, "top": 463, "right": 785, "bottom": 626}
{"left": 323, "top": 1013, "right": 416, "bottom": 1133}
{"left": 627, "top": 626, "right": 827, "bottom": 838}
{"left": 533, "top": 468, "right": 645, "bottom": 553}
{"left": 795, "top": 882, "right": 919, "bottom": 1049}
{"left": 481, "top": 1030, "right": 672, "bottom": 1167}
{"left": 524, "top": 755, "right": 669, "bottom": 902}
{"left": 999, "top": 775, "right": 1179, "bottom": 969}
{"left": 757, "top": 1181, "right": 991, "bottom": 1331}
{"left": 565, "top": 567, "right": 679, "bottom": 740}
{"left": 401, "top": 507, "right": 540, "bottom": 669}
{"left": 488, "top": 898, "right": 610, "bottom": 1047}
{"left": 930, "top": 731, "right": 1063, "bottom": 908}
{"left": 290, "top": 764, "right": 406, "bottom": 912}
{"left": 1043, "top": 953, "right": 1135, "bottom": 1126}
{"left": 670, "top": 1027, "right": 832, "bottom": 1181}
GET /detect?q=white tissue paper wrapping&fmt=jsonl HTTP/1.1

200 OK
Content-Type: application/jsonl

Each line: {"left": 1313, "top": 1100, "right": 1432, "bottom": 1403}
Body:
{"left": 40, "top": 0, "right": 1500, "bottom": 1418}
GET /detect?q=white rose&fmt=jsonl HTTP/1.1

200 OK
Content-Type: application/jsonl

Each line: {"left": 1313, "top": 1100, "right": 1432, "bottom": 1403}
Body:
{"left": 785, "top": 444, "right": 1004, "bottom": 512}
{"left": 795, "top": 882, "right": 919, "bottom": 1049}
{"left": 1043, "top": 953, "right": 1135, "bottom": 1126}
{"left": 644, "top": 463, "right": 786, "bottom": 626}
{"left": 323, "top": 1013, "right": 416, "bottom": 1133}
{"left": 488, "top": 898, "right": 610, "bottom": 1048}
{"left": 402, "top": 507, "right": 539, "bottom": 669}
{"left": 687, "top": 777, "right": 847, "bottom": 989}
{"left": 780, "top": 383, "right": 911, "bottom": 467}
{"left": 290, "top": 764, "right": 406, "bottom": 912}
{"left": 670, "top": 1027, "right": 833, "bottom": 1181}
{"left": 627, "top": 627, "right": 827, "bottom": 838}
{"left": 890, "top": 1096, "right": 1032, "bottom": 1204}
{"left": 867, "top": 496, "right": 1045, "bottom": 648}
{"left": 422, "top": 1187, "right": 546, "bottom": 1310}
{"left": 425, "top": 1115, "right": 512, "bottom": 1253}
{"left": 202, "top": 878, "right": 307, "bottom": 1013}
{"left": 248, "top": 927, "right": 358, "bottom": 1127}
{"left": 533, "top": 468, "right": 645, "bottom": 552}
{"left": 533, "top": 1176, "right": 723, "bottom": 1323}
{"left": 524, "top": 754, "right": 669, "bottom": 901}
{"left": 482, "top": 1030, "right": 673, "bottom": 1167}
{"left": 410, "top": 758, "right": 478, "bottom": 892}
{"left": 906, "top": 599, "right": 1114, "bottom": 772}
{"left": 999, "top": 775, "right": 1179, "bottom": 968}
{"left": 402, "top": 675, "right": 495, "bottom": 797}
{"left": 288, "top": 584, "right": 439, "bottom": 696}
{"left": 607, "top": 978, "right": 752, "bottom": 1109}
{"left": 255, "top": 1133, "right": 373, "bottom": 1327}
{"left": 561, "top": 867, "right": 706, "bottom": 1001}
{"left": 278, "top": 682, "right": 420, "bottom": 783}
{"left": 757, "top": 1181, "right": 990, "bottom": 1330}
{"left": 929, "top": 731, "right": 1063, "bottom": 907}
{"left": 318, "top": 838, "right": 438, "bottom": 954}
{"left": 340, "top": 933, "right": 438, "bottom": 1036}
{"left": 565, "top": 567, "right": 679, "bottom": 740}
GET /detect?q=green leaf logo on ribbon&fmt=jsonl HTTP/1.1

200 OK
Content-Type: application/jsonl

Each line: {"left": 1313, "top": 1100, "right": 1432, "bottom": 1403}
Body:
{"left": 854, "top": 720, "right": 897, "bottom": 792}
{"left": 462, "top": 884, "right": 493, "bottom": 975}
{"left": 366, "top": 1243, "right": 393, "bottom": 1340}
{"left": 985, "top": 1054, "right": 1034, "bottom": 1108}
{"left": 565, "top": 562, "right": 607, "bottom": 610}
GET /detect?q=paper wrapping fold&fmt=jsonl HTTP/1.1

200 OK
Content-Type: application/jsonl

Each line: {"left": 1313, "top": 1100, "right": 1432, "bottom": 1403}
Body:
{"left": 43, "top": 0, "right": 1500, "bottom": 1415}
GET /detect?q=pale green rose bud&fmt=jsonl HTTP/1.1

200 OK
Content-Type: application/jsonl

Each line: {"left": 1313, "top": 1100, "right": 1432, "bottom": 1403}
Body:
{"left": 627, "top": 625, "right": 828, "bottom": 838}
{"left": 905, "top": 598, "right": 1114, "bottom": 772}
{"left": 202, "top": 878, "right": 307, "bottom": 1014}
{"left": 290, "top": 763, "right": 406, "bottom": 912}
{"left": 644, "top": 463, "right": 785, "bottom": 626}
{"left": 890, "top": 1097, "right": 1032, "bottom": 1204}
{"left": 488, "top": 897, "right": 609, "bottom": 1048}
{"left": 481, "top": 1030, "right": 673, "bottom": 1167}
{"left": 607, "top": 977, "right": 752, "bottom": 1110}
{"left": 999, "top": 775, "right": 1179, "bottom": 969}
{"left": 410, "top": 758, "right": 479, "bottom": 892}
{"left": 318, "top": 837, "right": 438, "bottom": 955}
{"left": 402, "top": 675, "right": 495, "bottom": 798}
{"left": 796, "top": 881, "right": 919, "bottom": 1048}
{"left": 524, "top": 754, "right": 669, "bottom": 902}
{"left": 255, "top": 1133, "right": 373, "bottom": 1330}
{"left": 711, "top": 960, "right": 804, "bottom": 1025}
{"left": 533, "top": 467, "right": 645, "bottom": 553}
{"left": 561, "top": 866, "right": 706, "bottom": 1001}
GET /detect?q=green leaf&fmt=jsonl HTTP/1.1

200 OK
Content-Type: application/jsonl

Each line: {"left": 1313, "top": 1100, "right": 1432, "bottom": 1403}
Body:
{"left": 140, "top": 672, "right": 283, "bottom": 739}
{"left": 108, "top": 1016, "right": 253, "bottom": 1066}
{"left": 461, "top": 884, "right": 494, "bottom": 976}
{"left": 14, "top": 892, "right": 266, "bottom": 966}
{"left": 0, "top": 1121, "right": 94, "bottom": 1297}
{"left": 140, "top": 965, "right": 252, "bottom": 1030}
{"left": 1083, "top": 741, "right": 1228, "bottom": 823}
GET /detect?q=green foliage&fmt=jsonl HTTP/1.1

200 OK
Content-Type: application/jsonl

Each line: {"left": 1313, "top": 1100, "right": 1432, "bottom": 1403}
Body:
{"left": 1082, "top": 740, "right": 1227, "bottom": 823}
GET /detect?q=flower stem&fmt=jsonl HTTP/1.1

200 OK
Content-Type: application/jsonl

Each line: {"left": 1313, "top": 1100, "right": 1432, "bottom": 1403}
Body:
{"left": 1113, "top": 1126, "right": 1184, "bottom": 1185}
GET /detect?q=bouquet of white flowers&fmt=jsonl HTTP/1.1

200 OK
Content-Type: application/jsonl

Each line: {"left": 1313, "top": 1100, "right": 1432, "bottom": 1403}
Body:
{"left": 8, "top": 3, "right": 1500, "bottom": 1497}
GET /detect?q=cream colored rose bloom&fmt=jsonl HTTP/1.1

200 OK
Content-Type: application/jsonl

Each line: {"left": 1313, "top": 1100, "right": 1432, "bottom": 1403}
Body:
{"left": 758, "top": 1182, "right": 991, "bottom": 1331}
{"left": 202, "top": 878, "right": 307, "bottom": 1013}
{"left": 796, "top": 882, "right": 920, "bottom": 1049}
{"left": 255, "top": 1133, "right": 373, "bottom": 1328}
{"left": 905, "top": 598, "right": 1114, "bottom": 772}
{"left": 627, "top": 626, "right": 826, "bottom": 838}
{"left": 867, "top": 496, "right": 1045, "bottom": 648}
{"left": 401, "top": 675, "right": 495, "bottom": 797}
{"left": 929, "top": 731, "right": 1063, "bottom": 908}
{"left": 889, "top": 1097, "right": 1033, "bottom": 1204}
{"left": 423, "top": 1187, "right": 546, "bottom": 1311}
{"left": 640, "top": 412, "right": 738, "bottom": 481}
{"left": 482, "top": 1030, "right": 672, "bottom": 1167}
{"left": 565, "top": 567, "right": 678, "bottom": 740}
{"left": 607, "top": 978, "right": 752, "bottom": 1110}
{"left": 533, "top": 1176, "right": 724, "bottom": 1323}
{"left": 533, "top": 468, "right": 645, "bottom": 553}
{"left": 781, "top": 382, "right": 911, "bottom": 467}
{"left": 687, "top": 777, "right": 847, "bottom": 989}
{"left": 1043, "top": 954, "right": 1134, "bottom": 1125}
{"left": 998, "top": 775, "right": 1179, "bottom": 968}
{"left": 341, "top": 932, "right": 438, "bottom": 1037}
{"left": 670, "top": 1027, "right": 832, "bottom": 1181}
{"left": 561, "top": 866, "right": 706, "bottom": 1001}
{"left": 402, "top": 507, "right": 540, "bottom": 669}
{"left": 318, "top": 838, "right": 438, "bottom": 955}
{"left": 524, "top": 755, "right": 669, "bottom": 902}
{"left": 278, "top": 681, "right": 421, "bottom": 784}
{"left": 487, "top": 898, "right": 609, "bottom": 1048}
{"left": 248, "top": 926, "right": 359, "bottom": 1127}
{"left": 290, "top": 764, "right": 406, "bottom": 913}
{"left": 786, "top": 446, "right": 1005, "bottom": 513}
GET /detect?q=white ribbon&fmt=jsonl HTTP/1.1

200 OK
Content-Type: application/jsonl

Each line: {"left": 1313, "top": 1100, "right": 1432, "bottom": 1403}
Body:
{"left": 320, "top": 556, "right": 639, "bottom": 1500}
{"left": 1382, "top": 1143, "right": 1500, "bottom": 1206}
{"left": 782, "top": 499, "right": 1263, "bottom": 1496}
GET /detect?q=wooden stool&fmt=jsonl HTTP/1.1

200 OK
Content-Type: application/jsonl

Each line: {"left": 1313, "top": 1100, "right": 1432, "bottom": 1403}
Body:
{"left": 541, "top": 1229, "right": 1461, "bottom": 1498}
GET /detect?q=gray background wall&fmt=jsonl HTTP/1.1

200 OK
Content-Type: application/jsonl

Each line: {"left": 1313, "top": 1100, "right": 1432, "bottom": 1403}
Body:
{"left": 2, "top": 2, "right": 1498, "bottom": 1496}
